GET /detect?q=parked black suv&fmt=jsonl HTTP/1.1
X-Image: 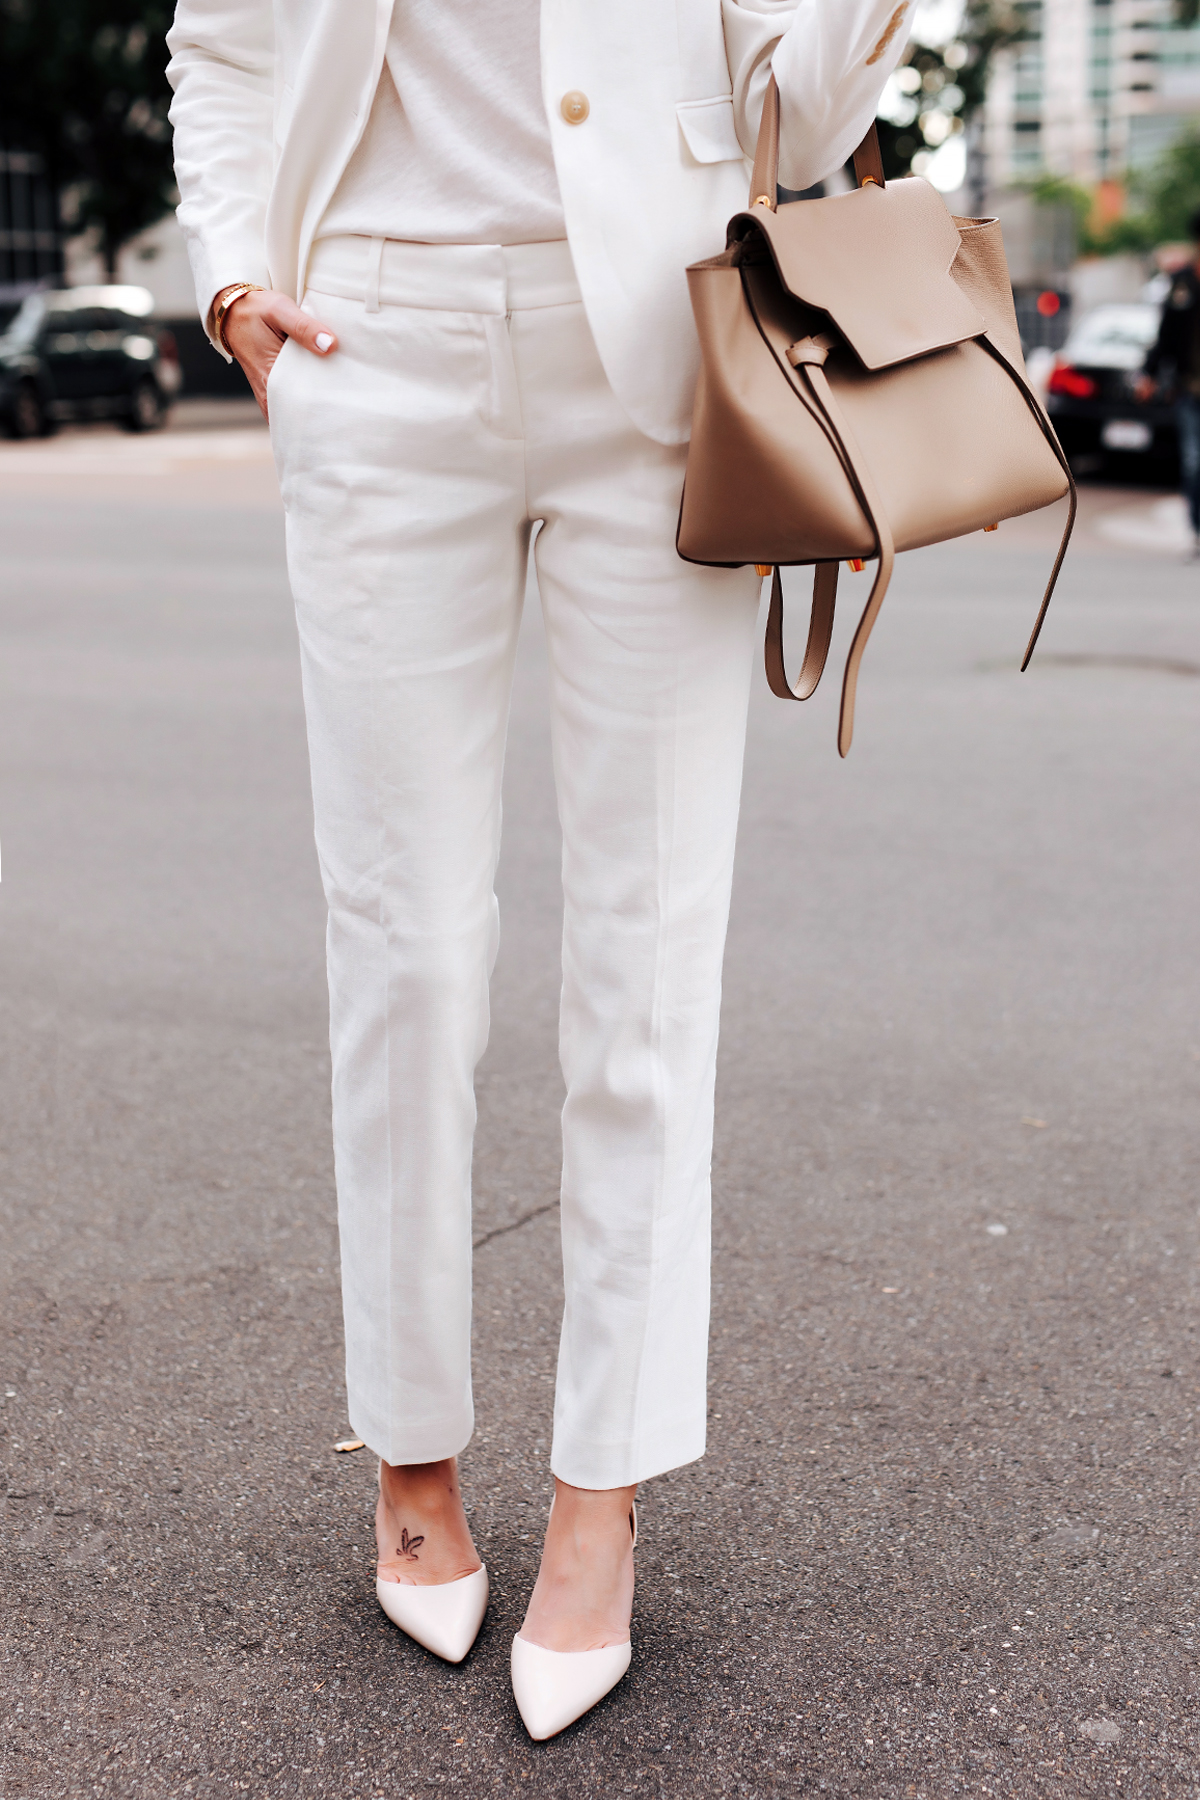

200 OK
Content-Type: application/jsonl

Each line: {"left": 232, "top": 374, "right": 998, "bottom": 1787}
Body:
{"left": 0, "top": 284, "right": 182, "bottom": 437}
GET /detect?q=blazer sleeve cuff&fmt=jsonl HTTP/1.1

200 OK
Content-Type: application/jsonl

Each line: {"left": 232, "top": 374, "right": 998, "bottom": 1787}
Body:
{"left": 185, "top": 232, "right": 273, "bottom": 359}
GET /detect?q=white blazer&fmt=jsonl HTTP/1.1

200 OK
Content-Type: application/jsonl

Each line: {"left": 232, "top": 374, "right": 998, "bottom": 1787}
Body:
{"left": 166, "top": 0, "right": 911, "bottom": 443}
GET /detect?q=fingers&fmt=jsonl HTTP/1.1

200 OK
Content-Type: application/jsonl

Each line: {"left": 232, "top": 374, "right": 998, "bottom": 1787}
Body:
{"left": 222, "top": 288, "right": 338, "bottom": 364}
{"left": 219, "top": 286, "right": 338, "bottom": 423}
{"left": 258, "top": 291, "right": 338, "bottom": 357}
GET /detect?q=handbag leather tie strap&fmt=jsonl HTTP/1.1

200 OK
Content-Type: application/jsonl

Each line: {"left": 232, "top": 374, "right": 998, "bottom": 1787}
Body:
{"left": 777, "top": 334, "right": 894, "bottom": 758}
{"left": 977, "top": 335, "right": 1079, "bottom": 671}
{"left": 763, "top": 330, "right": 1077, "bottom": 753}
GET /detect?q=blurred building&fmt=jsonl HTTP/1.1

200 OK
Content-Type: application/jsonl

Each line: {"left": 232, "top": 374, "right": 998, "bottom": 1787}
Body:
{"left": 984, "top": 0, "right": 1200, "bottom": 189}
{"left": 66, "top": 210, "right": 197, "bottom": 315}
{"left": 975, "top": 0, "right": 1200, "bottom": 336}
{"left": 0, "top": 149, "right": 63, "bottom": 304}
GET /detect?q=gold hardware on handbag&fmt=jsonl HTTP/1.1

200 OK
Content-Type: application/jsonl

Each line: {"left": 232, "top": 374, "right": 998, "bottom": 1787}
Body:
{"left": 676, "top": 79, "right": 1076, "bottom": 756}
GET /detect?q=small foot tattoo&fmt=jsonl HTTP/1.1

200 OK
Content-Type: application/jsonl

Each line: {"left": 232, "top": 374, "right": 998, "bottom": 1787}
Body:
{"left": 396, "top": 1528, "right": 424, "bottom": 1561}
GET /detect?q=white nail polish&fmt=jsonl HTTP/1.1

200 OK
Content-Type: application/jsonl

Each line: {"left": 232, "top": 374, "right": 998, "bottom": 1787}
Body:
{"left": 315, "top": 332, "right": 333, "bottom": 351}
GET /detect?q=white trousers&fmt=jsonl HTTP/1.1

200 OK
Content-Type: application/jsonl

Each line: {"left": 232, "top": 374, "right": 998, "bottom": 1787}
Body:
{"left": 269, "top": 234, "right": 760, "bottom": 1488}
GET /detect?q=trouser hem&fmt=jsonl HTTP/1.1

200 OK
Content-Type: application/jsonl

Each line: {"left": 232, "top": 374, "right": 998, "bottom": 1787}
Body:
{"left": 349, "top": 1402, "right": 474, "bottom": 1470}
{"left": 549, "top": 1416, "right": 707, "bottom": 1489}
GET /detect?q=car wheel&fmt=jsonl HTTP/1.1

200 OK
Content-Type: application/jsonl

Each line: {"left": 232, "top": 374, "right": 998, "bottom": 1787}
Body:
{"left": 8, "top": 381, "right": 46, "bottom": 439}
{"left": 124, "top": 378, "right": 166, "bottom": 433}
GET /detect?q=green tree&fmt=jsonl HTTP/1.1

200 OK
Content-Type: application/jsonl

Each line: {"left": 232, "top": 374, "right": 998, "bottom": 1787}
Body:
{"left": 1140, "top": 131, "right": 1200, "bottom": 244}
{"left": 1066, "top": 132, "right": 1200, "bottom": 256}
{"left": 0, "top": 0, "right": 175, "bottom": 277}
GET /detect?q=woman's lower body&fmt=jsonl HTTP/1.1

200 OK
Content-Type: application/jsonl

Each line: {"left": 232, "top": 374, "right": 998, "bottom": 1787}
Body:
{"left": 268, "top": 233, "right": 761, "bottom": 1722}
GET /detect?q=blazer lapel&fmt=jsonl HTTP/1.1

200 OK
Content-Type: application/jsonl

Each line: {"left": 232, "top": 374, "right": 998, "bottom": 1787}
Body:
{"left": 266, "top": 0, "right": 394, "bottom": 298}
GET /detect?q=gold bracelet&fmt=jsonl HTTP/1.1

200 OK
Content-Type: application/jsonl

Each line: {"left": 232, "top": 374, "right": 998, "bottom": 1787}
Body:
{"left": 211, "top": 282, "right": 264, "bottom": 354}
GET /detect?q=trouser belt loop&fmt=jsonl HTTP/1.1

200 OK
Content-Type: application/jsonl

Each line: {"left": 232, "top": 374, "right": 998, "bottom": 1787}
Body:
{"left": 365, "top": 236, "right": 385, "bottom": 314}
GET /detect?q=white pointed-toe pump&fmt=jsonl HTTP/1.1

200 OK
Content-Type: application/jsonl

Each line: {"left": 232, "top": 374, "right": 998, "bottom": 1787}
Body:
{"left": 374, "top": 1464, "right": 488, "bottom": 1664}
{"left": 376, "top": 1562, "right": 489, "bottom": 1664}
{"left": 510, "top": 1504, "right": 637, "bottom": 1741}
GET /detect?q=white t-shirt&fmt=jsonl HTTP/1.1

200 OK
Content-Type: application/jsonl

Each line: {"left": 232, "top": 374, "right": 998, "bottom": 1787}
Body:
{"left": 318, "top": 0, "right": 566, "bottom": 246}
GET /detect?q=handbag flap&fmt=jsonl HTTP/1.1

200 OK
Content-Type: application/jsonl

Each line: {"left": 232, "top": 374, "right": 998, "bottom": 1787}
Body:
{"left": 732, "top": 177, "right": 986, "bottom": 372}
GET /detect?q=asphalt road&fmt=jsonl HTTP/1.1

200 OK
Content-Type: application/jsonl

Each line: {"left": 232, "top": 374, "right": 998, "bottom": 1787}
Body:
{"left": 1, "top": 407, "right": 1199, "bottom": 1799}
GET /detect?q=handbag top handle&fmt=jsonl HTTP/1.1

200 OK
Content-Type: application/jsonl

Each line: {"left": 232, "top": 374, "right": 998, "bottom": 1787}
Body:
{"left": 749, "top": 76, "right": 885, "bottom": 212}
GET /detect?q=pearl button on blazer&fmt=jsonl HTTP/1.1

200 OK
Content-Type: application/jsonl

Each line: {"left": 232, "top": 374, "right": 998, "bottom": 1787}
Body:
{"left": 166, "top": 0, "right": 911, "bottom": 443}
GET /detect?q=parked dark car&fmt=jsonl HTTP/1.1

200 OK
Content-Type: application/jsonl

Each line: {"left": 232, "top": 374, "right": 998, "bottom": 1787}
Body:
{"left": 0, "top": 284, "right": 182, "bottom": 438}
{"left": 1044, "top": 302, "right": 1174, "bottom": 470}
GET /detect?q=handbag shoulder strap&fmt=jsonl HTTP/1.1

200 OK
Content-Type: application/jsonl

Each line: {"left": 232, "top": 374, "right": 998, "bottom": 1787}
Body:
{"left": 750, "top": 75, "right": 884, "bottom": 209}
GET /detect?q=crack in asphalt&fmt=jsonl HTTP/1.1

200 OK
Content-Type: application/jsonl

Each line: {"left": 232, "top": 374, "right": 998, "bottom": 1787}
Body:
{"left": 472, "top": 1199, "right": 560, "bottom": 1252}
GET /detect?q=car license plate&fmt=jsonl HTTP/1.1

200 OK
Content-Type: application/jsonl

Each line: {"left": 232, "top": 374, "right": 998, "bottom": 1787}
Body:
{"left": 1102, "top": 419, "right": 1152, "bottom": 451}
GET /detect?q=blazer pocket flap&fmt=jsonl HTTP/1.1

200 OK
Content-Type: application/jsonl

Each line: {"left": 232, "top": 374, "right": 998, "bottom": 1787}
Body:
{"left": 676, "top": 96, "right": 745, "bottom": 165}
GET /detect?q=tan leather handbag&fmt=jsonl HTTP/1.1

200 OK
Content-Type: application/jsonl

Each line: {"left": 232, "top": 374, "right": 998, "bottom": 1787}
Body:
{"left": 677, "top": 80, "right": 1076, "bottom": 755}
